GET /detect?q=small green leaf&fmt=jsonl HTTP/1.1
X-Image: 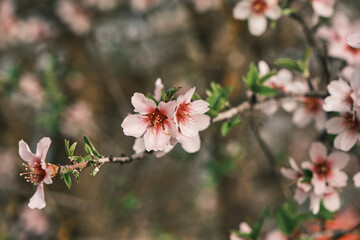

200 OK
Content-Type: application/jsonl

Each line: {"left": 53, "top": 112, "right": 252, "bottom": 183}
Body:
{"left": 205, "top": 82, "right": 232, "bottom": 118}
{"left": 244, "top": 63, "right": 259, "bottom": 91}
{"left": 69, "top": 142, "right": 77, "bottom": 157}
{"left": 83, "top": 136, "right": 102, "bottom": 158}
{"left": 84, "top": 143, "right": 93, "bottom": 156}
{"left": 165, "top": 87, "right": 182, "bottom": 102}
{"left": 316, "top": 203, "right": 335, "bottom": 220}
{"left": 72, "top": 170, "right": 80, "bottom": 183}
{"left": 72, "top": 156, "right": 84, "bottom": 163}
{"left": 62, "top": 173, "right": 72, "bottom": 189}
{"left": 64, "top": 139, "right": 70, "bottom": 157}
{"left": 221, "top": 116, "right": 242, "bottom": 136}
{"left": 91, "top": 167, "right": 100, "bottom": 176}
{"left": 259, "top": 71, "right": 277, "bottom": 83}
{"left": 275, "top": 59, "right": 303, "bottom": 73}
{"left": 145, "top": 93, "right": 159, "bottom": 105}
{"left": 257, "top": 86, "right": 278, "bottom": 96}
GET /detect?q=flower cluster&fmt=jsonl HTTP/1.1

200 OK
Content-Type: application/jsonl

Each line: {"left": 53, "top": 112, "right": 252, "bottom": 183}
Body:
{"left": 121, "top": 79, "right": 210, "bottom": 154}
{"left": 281, "top": 142, "right": 349, "bottom": 214}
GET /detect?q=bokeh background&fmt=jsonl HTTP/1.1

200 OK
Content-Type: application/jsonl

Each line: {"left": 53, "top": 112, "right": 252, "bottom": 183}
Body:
{"left": 1, "top": 0, "right": 360, "bottom": 239}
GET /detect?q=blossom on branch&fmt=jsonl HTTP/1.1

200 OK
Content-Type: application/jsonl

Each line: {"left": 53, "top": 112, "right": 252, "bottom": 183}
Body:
{"left": 292, "top": 96, "right": 326, "bottom": 131}
{"left": 19, "top": 138, "right": 54, "bottom": 209}
{"left": 311, "top": 0, "right": 336, "bottom": 18}
{"left": 230, "top": 222, "right": 252, "bottom": 240}
{"left": 233, "top": 0, "right": 281, "bottom": 36}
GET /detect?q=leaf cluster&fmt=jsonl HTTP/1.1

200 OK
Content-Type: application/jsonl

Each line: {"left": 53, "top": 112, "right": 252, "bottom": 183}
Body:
{"left": 205, "top": 82, "right": 232, "bottom": 118}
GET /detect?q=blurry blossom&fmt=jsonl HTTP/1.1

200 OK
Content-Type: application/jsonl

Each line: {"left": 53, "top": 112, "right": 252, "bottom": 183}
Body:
{"left": 17, "top": 73, "right": 44, "bottom": 108}
{"left": 130, "top": 0, "right": 164, "bottom": 12}
{"left": 83, "top": 0, "right": 118, "bottom": 11}
{"left": 192, "top": 0, "right": 221, "bottom": 13}
{"left": 60, "top": 101, "right": 95, "bottom": 137}
{"left": 0, "top": 150, "right": 16, "bottom": 188}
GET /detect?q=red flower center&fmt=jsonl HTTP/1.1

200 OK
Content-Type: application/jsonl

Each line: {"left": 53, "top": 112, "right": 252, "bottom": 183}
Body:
{"left": 343, "top": 112, "right": 360, "bottom": 132}
{"left": 145, "top": 108, "right": 168, "bottom": 134}
{"left": 251, "top": 0, "right": 268, "bottom": 14}
{"left": 20, "top": 160, "right": 46, "bottom": 185}
{"left": 176, "top": 103, "right": 191, "bottom": 125}
{"left": 303, "top": 97, "right": 323, "bottom": 113}
{"left": 314, "top": 160, "right": 331, "bottom": 177}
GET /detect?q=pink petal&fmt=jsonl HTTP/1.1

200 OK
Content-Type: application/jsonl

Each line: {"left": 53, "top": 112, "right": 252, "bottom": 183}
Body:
{"left": 289, "top": 157, "right": 300, "bottom": 172}
{"left": 158, "top": 100, "right": 177, "bottom": 119}
{"left": 353, "top": 172, "right": 360, "bottom": 187}
{"left": 265, "top": 5, "right": 281, "bottom": 20}
{"left": 179, "top": 118, "right": 199, "bottom": 137}
{"left": 239, "top": 222, "right": 252, "bottom": 233}
{"left": 165, "top": 119, "right": 178, "bottom": 138}
{"left": 292, "top": 108, "right": 312, "bottom": 128}
{"left": 294, "top": 188, "right": 309, "bottom": 204}
{"left": 326, "top": 117, "right": 346, "bottom": 134}
{"left": 327, "top": 151, "right": 350, "bottom": 169}
{"left": 312, "top": 1, "right": 334, "bottom": 17}
{"left": 310, "top": 193, "right": 322, "bottom": 214}
{"left": 28, "top": 183, "right": 46, "bottom": 209}
{"left": 280, "top": 99, "right": 297, "bottom": 112}
{"left": 143, "top": 129, "right": 171, "bottom": 152}
{"left": 190, "top": 100, "right": 210, "bottom": 115}
{"left": 179, "top": 88, "right": 196, "bottom": 105}
{"left": 301, "top": 161, "right": 313, "bottom": 170}
{"left": 121, "top": 114, "right": 148, "bottom": 137}
{"left": 297, "top": 178, "right": 312, "bottom": 192}
{"left": 133, "top": 138, "right": 145, "bottom": 154}
{"left": 334, "top": 130, "right": 357, "bottom": 151}
{"left": 323, "top": 190, "right": 340, "bottom": 212}
{"left": 178, "top": 134, "right": 201, "bottom": 153}
{"left": 312, "top": 175, "right": 327, "bottom": 195}
{"left": 259, "top": 100, "right": 279, "bottom": 115}
{"left": 233, "top": 0, "right": 251, "bottom": 20}
{"left": 192, "top": 114, "right": 210, "bottom": 131}
{"left": 154, "top": 78, "right": 164, "bottom": 101}
{"left": 248, "top": 13, "right": 267, "bottom": 36}
{"left": 347, "top": 33, "right": 360, "bottom": 48}
{"left": 258, "top": 60, "right": 270, "bottom": 77}
{"left": 327, "top": 170, "right": 348, "bottom": 188}
{"left": 315, "top": 112, "right": 326, "bottom": 131}
{"left": 131, "top": 92, "right": 156, "bottom": 114}
{"left": 327, "top": 80, "right": 351, "bottom": 97}
{"left": 19, "top": 140, "right": 38, "bottom": 164}
{"left": 36, "top": 137, "right": 51, "bottom": 163}
{"left": 280, "top": 167, "right": 297, "bottom": 180}
{"left": 309, "top": 142, "right": 327, "bottom": 163}
{"left": 42, "top": 166, "right": 53, "bottom": 185}
{"left": 351, "top": 68, "right": 360, "bottom": 90}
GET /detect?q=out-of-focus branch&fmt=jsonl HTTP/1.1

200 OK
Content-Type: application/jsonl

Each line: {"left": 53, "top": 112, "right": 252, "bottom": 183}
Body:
{"left": 289, "top": 13, "right": 331, "bottom": 86}
{"left": 303, "top": 223, "right": 360, "bottom": 239}
{"left": 212, "top": 91, "right": 328, "bottom": 123}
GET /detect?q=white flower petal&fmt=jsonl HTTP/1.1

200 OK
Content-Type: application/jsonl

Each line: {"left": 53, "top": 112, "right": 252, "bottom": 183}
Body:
{"left": 36, "top": 137, "right": 51, "bottom": 163}
{"left": 158, "top": 100, "right": 177, "bottom": 119}
{"left": 192, "top": 114, "right": 210, "bottom": 131}
{"left": 154, "top": 78, "right": 164, "bottom": 101}
{"left": 312, "top": 175, "right": 327, "bottom": 195}
{"left": 327, "top": 170, "right": 348, "bottom": 188}
{"left": 323, "top": 190, "right": 340, "bottom": 212}
{"left": 28, "top": 183, "right": 46, "bottom": 209}
{"left": 179, "top": 134, "right": 201, "bottom": 153}
{"left": 121, "top": 114, "right": 148, "bottom": 137}
{"left": 325, "top": 117, "right": 346, "bottom": 134}
{"left": 334, "top": 131, "right": 357, "bottom": 151}
{"left": 190, "top": 100, "right": 210, "bottom": 115}
{"left": 233, "top": 0, "right": 251, "bottom": 20}
{"left": 347, "top": 33, "right": 360, "bottom": 49}
{"left": 327, "top": 151, "right": 350, "bottom": 169}
{"left": 265, "top": 5, "right": 281, "bottom": 20}
{"left": 309, "top": 142, "right": 327, "bottom": 163}
{"left": 131, "top": 92, "right": 156, "bottom": 114}
{"left": 353, "top": 171, "right": 360, "bottom": 187}
{"left": 292, "top": 108, "right": 312, "bottom": 128}
{"left": 248, "top": 14, "right": 267, "bottom": 36}
{"left": 19, "top": 140, "right": 38, "bottom": 164}
{"left": 144, "top": 129, "right": 171, "bottom": 152}
{"left": 133, "top": 138, "right": 146, "bottom": 153}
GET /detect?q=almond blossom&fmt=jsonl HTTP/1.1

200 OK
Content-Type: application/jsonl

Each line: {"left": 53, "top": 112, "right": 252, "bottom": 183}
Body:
{"left": 19, "top": 137, "right": 54, "bottom": 209}
{"left": 281, "top": 157, "right": 312, "bottom": 192}
{"left": 317, "top": 12, "right": 360, "bottom": 66}
{"left": 233, "top": 0, "right": 281, "bottom": 36}
{"left": 292, "top": 96, "right": 326, "bottom": 131}
{"left": 322, "top": 70, "right": 360, "bottom": 113}
{"left": 309, "top": 187, "right": 341, "bottom": 214}
{"left": 121, "top": 92, "right": 177, "bottom": 152}
{"left": 174, "top": 88, "right": 210, "bottom": 153}
{"left": 326, "top": 110, "right": 360, "bottom": 151}
{"left": 301, "top": 142, "right": 349, "bottom": 195}
{"left": 311, "top": 0, "right": 336, "bottom": 18}
{"left": 347, "top": 33, "right": 360, "bottom": 49}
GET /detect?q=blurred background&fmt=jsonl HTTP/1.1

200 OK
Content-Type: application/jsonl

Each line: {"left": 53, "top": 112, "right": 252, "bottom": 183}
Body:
{"left": 1, "top": 0, "right": 360, "bottom": 239}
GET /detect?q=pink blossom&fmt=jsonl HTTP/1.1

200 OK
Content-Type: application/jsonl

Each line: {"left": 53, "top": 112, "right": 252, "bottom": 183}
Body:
{"left": 174, "top": 88, "right": 210, "bottom": 153}
{"left": 301, "top": 142, "right": 349, "bottom": 195}
{"left": 233, "top": 0, "right": 281, "bottom": 36}
{"left": 311, "top": 0, "right": 336, "bottom": 18}
{"left": 154, "top": 78, "right": 164, "bottom": 101}
{"left": 256, "top": 61, "right": 307, "bottom": 115}
{"left": 281, "top": 157, "right": 312, "bottom": 192}
{"left": 230, "top": 222, "right": 252, "bottom": 240}
{"left": 121, "top": 93, "right": 177, "bottom": 151}
{"left": 326, "top": 110, "right": 360, "bottom": 151}
{"left": 57, "top": 0, "right": 91, "bottom": 35}
{"left": 19, "top": 137, "right": 53, "bottom": 209}
{"left": 353, "top": 172, "right": 360, "bottom": 187}
{"left": 292, "top": 97, "right": 326, "bottom": 131}
{"left": 192, "top": 0, "right": 221, "bottom": 13}
{"left": 347, "top": 33, "right": 360, "bottom": 49}
{"left": 317, "top": 13, "right": 360, "bottom": 66}
{"left": 323, "top": 68, "right": 360, "bottom": 113}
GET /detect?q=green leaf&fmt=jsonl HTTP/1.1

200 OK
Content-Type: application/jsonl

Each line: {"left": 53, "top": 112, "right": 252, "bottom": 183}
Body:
{"left": 64, "top": 139, "right": 70, "bottom": 157}
{"left": 84, "top": 143, "right": 93, "bottom": 156}
{"left": 316, "top": 203, "right": 335, "bottom": 220}
{"left": 206, "top": 82, "right": 232, "bottom": 118}
{"left": 62, "top": 173, "right": 72, "bottom": 189}
{"left": 69, "top": 142, "right": 77, "bottom": 157}
{"left": 257, "top": 86, "right": 278, "bottom": 96}
{"left": 192, "top": 92, "right": 201, "bottom": 101}
{"left": 165, "top": 87, "right": 182, "bottom": 102}
{"left": 145, "top": 93, "right": 159, "bottom": 106}
{"left": 72, "top": 156, "right": 84, "bottom": 163}
{"left": 91, "top": 167, "right": 100, "bottom": 176}
{"left": 244, "top": 63, "right": 259, "bottom": 91}
{"left": 259, "top": 71, "right": 277, "bottom": 83}
{"left": 221, "top": 116, "right": 242, "bottom": 136}
{"left": 72, "top": 170, "right": 80, "bottom": 183}
{"left": 83, "top": 136, "right": 102, "bottom": 158}
{"left": 275, "top": 59, "right": 303, "bottom": 73}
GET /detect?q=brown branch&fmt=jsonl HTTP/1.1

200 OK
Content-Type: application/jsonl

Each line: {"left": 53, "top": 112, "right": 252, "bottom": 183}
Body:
{"left": 289, "top": 13, "right": 331, "bottom": 86}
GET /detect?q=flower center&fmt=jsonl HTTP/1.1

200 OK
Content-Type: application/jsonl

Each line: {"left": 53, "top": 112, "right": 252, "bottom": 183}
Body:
{"left": 343, "top": 112, "right": 360, "bottom": 132}
{"left": 145, "top": 108, "right": 168, "bottom": 134}
{"left": 314, "top": 160, "right": 331, "bottom": 177}
{"left": 176, "top": 103, "right": 191, "bottom": 125}
{"left": 303, "top": 97, "right": 322, "bottom": 113}
{"left": 251, "top": 0, "right": 268, "bottom": 14}
{"left": 20, "top": 160, "right": 46, "bottom": 185}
